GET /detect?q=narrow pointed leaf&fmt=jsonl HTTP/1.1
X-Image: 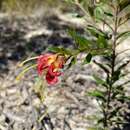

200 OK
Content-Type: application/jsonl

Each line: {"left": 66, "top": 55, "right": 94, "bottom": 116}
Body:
{"left": 87, "top": 25, "right": 109, "bottom": 39}
{"left": 119, "top": 0, "right": 130, "bottom": 12}
{"left": 84, "top": 53, "right": 92, "bottom": 64}
{"left": 117, "top": 31, "right": 130, "bottom": 40}
{"left": 93, "top": 75, "right": 108, "bottom": 88}
{"left": 68, "top": 29, "right": 92, "bottom": 49}
{"left": 116, "top": 60, "right": 130, "bottom": 71}
{"left": 104, "top": 11, "right": 113, "bottom": 17}
{"left": 87, "top": 90, "right": 106, "bottom": 101}
{"left": 48, "top": 47, "right": 72, "bottom": 55}
{"left": 94, "top": 60, "right": 110, "bottom": 74}
{"left": 67, "top": 56, "right": 76, "bottom": 69}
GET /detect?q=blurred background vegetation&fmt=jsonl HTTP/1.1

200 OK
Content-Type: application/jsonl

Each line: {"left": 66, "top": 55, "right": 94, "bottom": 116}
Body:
{"left": 0, "top": 0, "right": 71, "bottom": 15}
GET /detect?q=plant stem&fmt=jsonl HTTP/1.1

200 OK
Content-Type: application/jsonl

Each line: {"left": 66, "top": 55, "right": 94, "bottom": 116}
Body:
{"left": 104, "top": 6, "right": 119, "bottom": 129}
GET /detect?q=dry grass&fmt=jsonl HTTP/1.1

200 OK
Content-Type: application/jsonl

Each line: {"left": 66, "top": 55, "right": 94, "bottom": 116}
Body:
{"left": 1, "top": 0, "right": 67, "bottom": 15}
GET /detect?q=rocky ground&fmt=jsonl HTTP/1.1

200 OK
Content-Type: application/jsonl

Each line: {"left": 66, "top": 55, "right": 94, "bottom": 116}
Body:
{"left": 0, "top": 11, "right": 130, "bottom": 130}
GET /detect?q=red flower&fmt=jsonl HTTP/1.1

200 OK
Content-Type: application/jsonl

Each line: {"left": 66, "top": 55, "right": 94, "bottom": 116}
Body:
{"left": 37, "top": 53, "right": 65, "bottom": 85}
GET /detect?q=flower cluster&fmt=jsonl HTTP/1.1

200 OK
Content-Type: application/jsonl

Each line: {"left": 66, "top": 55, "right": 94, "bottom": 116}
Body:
{"left": 37, "top": 53, "right": 65, "bottom": 85}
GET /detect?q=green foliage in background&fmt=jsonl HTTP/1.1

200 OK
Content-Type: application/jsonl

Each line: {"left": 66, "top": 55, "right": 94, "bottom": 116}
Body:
{"left": 0, "top": 0, "right": 64, "bottom": 14}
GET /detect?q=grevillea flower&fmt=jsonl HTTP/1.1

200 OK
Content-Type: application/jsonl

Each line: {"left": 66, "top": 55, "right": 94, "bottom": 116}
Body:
{"left": 37, "top": 53, "right": 65, "bottom": 85}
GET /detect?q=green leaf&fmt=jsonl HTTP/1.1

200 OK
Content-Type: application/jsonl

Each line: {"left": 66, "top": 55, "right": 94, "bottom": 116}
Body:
{"left": 93, "top": 75, "right": 108, "bottom": 88}
{"left": 67, "top": 56, "right": 76, "bottom": 69}
{"left": 120, "top": 12, "right": 130, "bottom": 22}
{"left": 117, "top": 31, "right": 130, "bottom": 40}
{"left": 97, "top": 118, "right": 104, "bottom": 125}
{"left": 116, "top": 60, "right": 130, "bottom": 71}
{"left": 68, "top": 29, "right": 92, "bottom": 49}
{"left": 112, "top": 61, "right": 130, "bottom": 83}
{"left": 87, "top": 25, "right": 109, "bottom": 39}
{"left": 111, "top": 70, "right": 121, "bottom": 84}
{"left": 112, "top": 87, "right": 124, "bottom": 99}
{"left": 91, "top": 48, "right": 111, "bottom": 56}
{"left": 87, "top": 90, "right": 106, "bottom": 101}
{"left": 116, "top": 95, "right": 130, "bottom": 102}
{"left": 48, "top": 46, "right": 72, "bottom": 55}
{"left": 97, "top": 35, "right": 108, "bottom": 48}
{"left": 119, "top": 0, "right": 130, "bottom": 12}
{"left": 60, "top": 47, "right": 73, "bottom": 55}
{"left": 48, "top": 46, "right": 61, "bottom": 52}
{"left": 94, "top": 60, "right": 110, "bottom": 74}
{"left": 83, "top": 53, "right": 92, "bottom": 64}
{"left": 104, "top": 11, "right": 113, "bottom": 17}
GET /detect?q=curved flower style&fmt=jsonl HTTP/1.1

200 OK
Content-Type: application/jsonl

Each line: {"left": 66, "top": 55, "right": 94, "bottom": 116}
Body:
{"left": 37, "top": 53, "right": 65, "bottom": 85}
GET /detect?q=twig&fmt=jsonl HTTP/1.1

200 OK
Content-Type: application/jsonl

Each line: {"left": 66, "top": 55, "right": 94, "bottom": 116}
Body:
{"left": 99, "top": 18, "right": 114, "bottom": 32}
{"left": 118, "top": 18, "right": 129, "bottom": 27}
{"left": 117, "top": 48, "right": 130, "bottom": 56}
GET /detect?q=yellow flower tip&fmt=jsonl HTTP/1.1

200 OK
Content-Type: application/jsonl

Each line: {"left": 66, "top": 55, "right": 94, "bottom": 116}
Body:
{"left": 16, "top": 64, "right": 37, "bottom": 83}
{"left": 15, "top": 78, "right": 20, "bottom": 84}
{"left": 15, "top": 74, "right": 24, "bottom": 83}
{"left": 15, "top": 75, "right": 21, "bottom": 81}
{"left": 17, "top": 63, "right": 23, "bottom": 67}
